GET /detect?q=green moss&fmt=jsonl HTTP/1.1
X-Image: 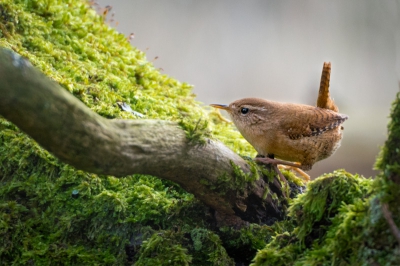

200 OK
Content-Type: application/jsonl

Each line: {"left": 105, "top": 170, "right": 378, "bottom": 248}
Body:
{"left": 200, "top": 159, "right": 262, "bottom": 195}
{"left": 178, "top": 118, "right": 212, "bottom": 144}
{"left": 219, "top": 221, "right": 295, "bottom": 265}
{"left": 0, "top": 0, "right": 256, "bottom": 153}
{"left": 2, "top": 0, "right": 399, "bottom": 265}
{"left": 281, "top": 169, "right": 304, "bottom": 187}
{"left": 135, "top": 230, "right": 192, "bottom": 266}
{"left": 288, "top": 170, "right": 371, "bottom": 246}
{"left": 190, "top": 228, "right": 234, "bottom": 265}
{"left": 252, "top": 171, "right": 373, "bottom": 266}
{"left": 0, "top": 0, "right": 260, "bottom": 264}
{"left": 375, "top": 92, "right": 400, "bottom": 175}
{"left": 229, "top": 160, "right": 260, "bottom": 190}
{"left": 251, "top": 232, "right": 301, "bottom": 266}
{"left": 260, "top": 166, "right": 277, "bottom": 183}
{"left": 204, "top": 158, "right": 301, "bottom": 208}
{"left": 134, "top": 228, "right": 234, "bottom": 266}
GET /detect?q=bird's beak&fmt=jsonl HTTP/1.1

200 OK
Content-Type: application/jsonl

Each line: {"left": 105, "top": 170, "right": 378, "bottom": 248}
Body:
{"left": 210, "top": 104, "right": 229, "bottom": 110}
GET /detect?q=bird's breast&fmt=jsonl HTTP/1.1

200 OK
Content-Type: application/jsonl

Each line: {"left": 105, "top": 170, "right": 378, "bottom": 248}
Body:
{"left": 242, "top": 125, "right": 344, "bottom": 164}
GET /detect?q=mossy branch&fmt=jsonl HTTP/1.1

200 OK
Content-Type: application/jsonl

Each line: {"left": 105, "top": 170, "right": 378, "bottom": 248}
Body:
{"left": 0, "top": 48, "right": 285, "bottom": 227}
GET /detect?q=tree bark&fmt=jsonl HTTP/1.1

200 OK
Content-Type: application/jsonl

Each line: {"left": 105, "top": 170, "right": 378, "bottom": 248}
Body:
{"left": 0, "top": 48, "right": 284, "bottom": 227}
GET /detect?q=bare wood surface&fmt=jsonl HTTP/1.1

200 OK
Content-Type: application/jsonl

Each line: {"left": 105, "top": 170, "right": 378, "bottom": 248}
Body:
{"left": 0, "top": 48, "right": 283, "bottom": 227}
{"left": 317, "top": 62, "right": 339, "bottom": 112}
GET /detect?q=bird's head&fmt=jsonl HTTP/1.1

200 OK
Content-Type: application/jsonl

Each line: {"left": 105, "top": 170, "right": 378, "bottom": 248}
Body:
{"left": 210, "top": 98, "right": 274, "bottom": 131}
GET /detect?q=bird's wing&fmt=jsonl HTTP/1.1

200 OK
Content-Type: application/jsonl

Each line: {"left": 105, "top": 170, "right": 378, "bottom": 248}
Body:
{"left": 282, "top": 107, "right": 348, "bottom": 140}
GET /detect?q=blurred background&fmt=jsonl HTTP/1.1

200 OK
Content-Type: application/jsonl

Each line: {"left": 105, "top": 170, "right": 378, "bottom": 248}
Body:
{"left": 97, "top": 0, "right": 400, "bottom": 178}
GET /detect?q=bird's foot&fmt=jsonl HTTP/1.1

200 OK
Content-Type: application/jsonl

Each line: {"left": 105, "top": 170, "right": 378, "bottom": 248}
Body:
{"left": 255, "top": 157, "right": 288, "bottom": 186}
{"left": 255, "top": 157, "right": 310, "bottom": 182}
{"left": 278, "top": 165, "right": 310, "bottom": 182}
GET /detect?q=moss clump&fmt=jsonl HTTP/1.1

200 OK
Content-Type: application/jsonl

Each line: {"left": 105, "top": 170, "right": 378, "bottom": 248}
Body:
{"left": 0, "top": 158, "right": 198, "bottom": 264}
{"left": 219, "top": 221, "right": 295, "bottom": 265}
{"left": 252, "top": 170, "right": 373, "bottom": 265}
{"left": 178, "top": 118, "right": 212, "bottom": 144}
{"left": 135, "top": 230, "right": 193, "bottom": 266}
{"left": 209, "top": 158, "right": 303, "bottom": 197}
{"left": 200, "top": 159, "right": 261, "bottom": 194}
{"left": 228, "top": 159, "right": 260, "bottom": 190}
{"left": 288, "top": 170, "right": 371, "bottom": 247}
{"left": 190, "top": 228, "right": 234, "bottom": 265}
{"left": 375, "top": 92, "right": 400, "bottom": 177}
{"left": 135, "top": 228, "right": 235, "bottom": 266}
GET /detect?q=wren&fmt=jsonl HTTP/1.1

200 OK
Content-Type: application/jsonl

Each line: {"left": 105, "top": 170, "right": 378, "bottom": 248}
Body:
{"left": 210, "top": 98, "right": 348, "bottom": 181}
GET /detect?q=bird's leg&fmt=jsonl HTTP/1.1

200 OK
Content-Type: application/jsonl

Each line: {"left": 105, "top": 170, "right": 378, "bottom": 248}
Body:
{"left": 256, "top": 154, "right": 288, "bottom": 185}
{"left": 255, "top": 155, "right": 310, "bottom": 182}
{"left": 278, "top": 165, "right": 310, "bottom": 181}
{"left": 255, "top": 156, "right": 300, "bottom": 168}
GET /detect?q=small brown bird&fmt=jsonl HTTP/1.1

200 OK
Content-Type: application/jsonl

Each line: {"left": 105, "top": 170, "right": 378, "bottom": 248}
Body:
{"left": 211, "top": 98, "right": 348, "bottom": 181}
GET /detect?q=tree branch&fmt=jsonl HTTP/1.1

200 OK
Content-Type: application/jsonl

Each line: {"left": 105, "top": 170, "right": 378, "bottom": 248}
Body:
{"left": 0, "top": 48, "right": 284, "bottom": 227}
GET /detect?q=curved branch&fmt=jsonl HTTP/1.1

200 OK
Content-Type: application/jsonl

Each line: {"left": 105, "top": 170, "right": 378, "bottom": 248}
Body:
{"left": 0, "top": 48, "right": 284, "bottom": 227}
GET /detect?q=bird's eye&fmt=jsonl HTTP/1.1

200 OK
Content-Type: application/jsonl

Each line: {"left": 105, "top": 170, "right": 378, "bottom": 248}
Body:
{"left": 240, "top": 107, "right": 249, "bottom": 114}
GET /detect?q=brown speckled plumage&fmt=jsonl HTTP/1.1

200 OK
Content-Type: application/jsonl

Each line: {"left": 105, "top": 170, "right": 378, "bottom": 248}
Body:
{"left": 211, "top": 98, "right": 348, "bottom": 171}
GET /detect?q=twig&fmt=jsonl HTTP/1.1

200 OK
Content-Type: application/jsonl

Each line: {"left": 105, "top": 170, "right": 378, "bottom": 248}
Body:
{"left": 381, "top": 202, "right": 400, "bottom": 246}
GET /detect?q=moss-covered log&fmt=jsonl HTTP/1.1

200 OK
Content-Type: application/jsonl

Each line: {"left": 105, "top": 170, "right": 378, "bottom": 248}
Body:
{"left": 0, "top": 48, "right": 292, "bottom": 228}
